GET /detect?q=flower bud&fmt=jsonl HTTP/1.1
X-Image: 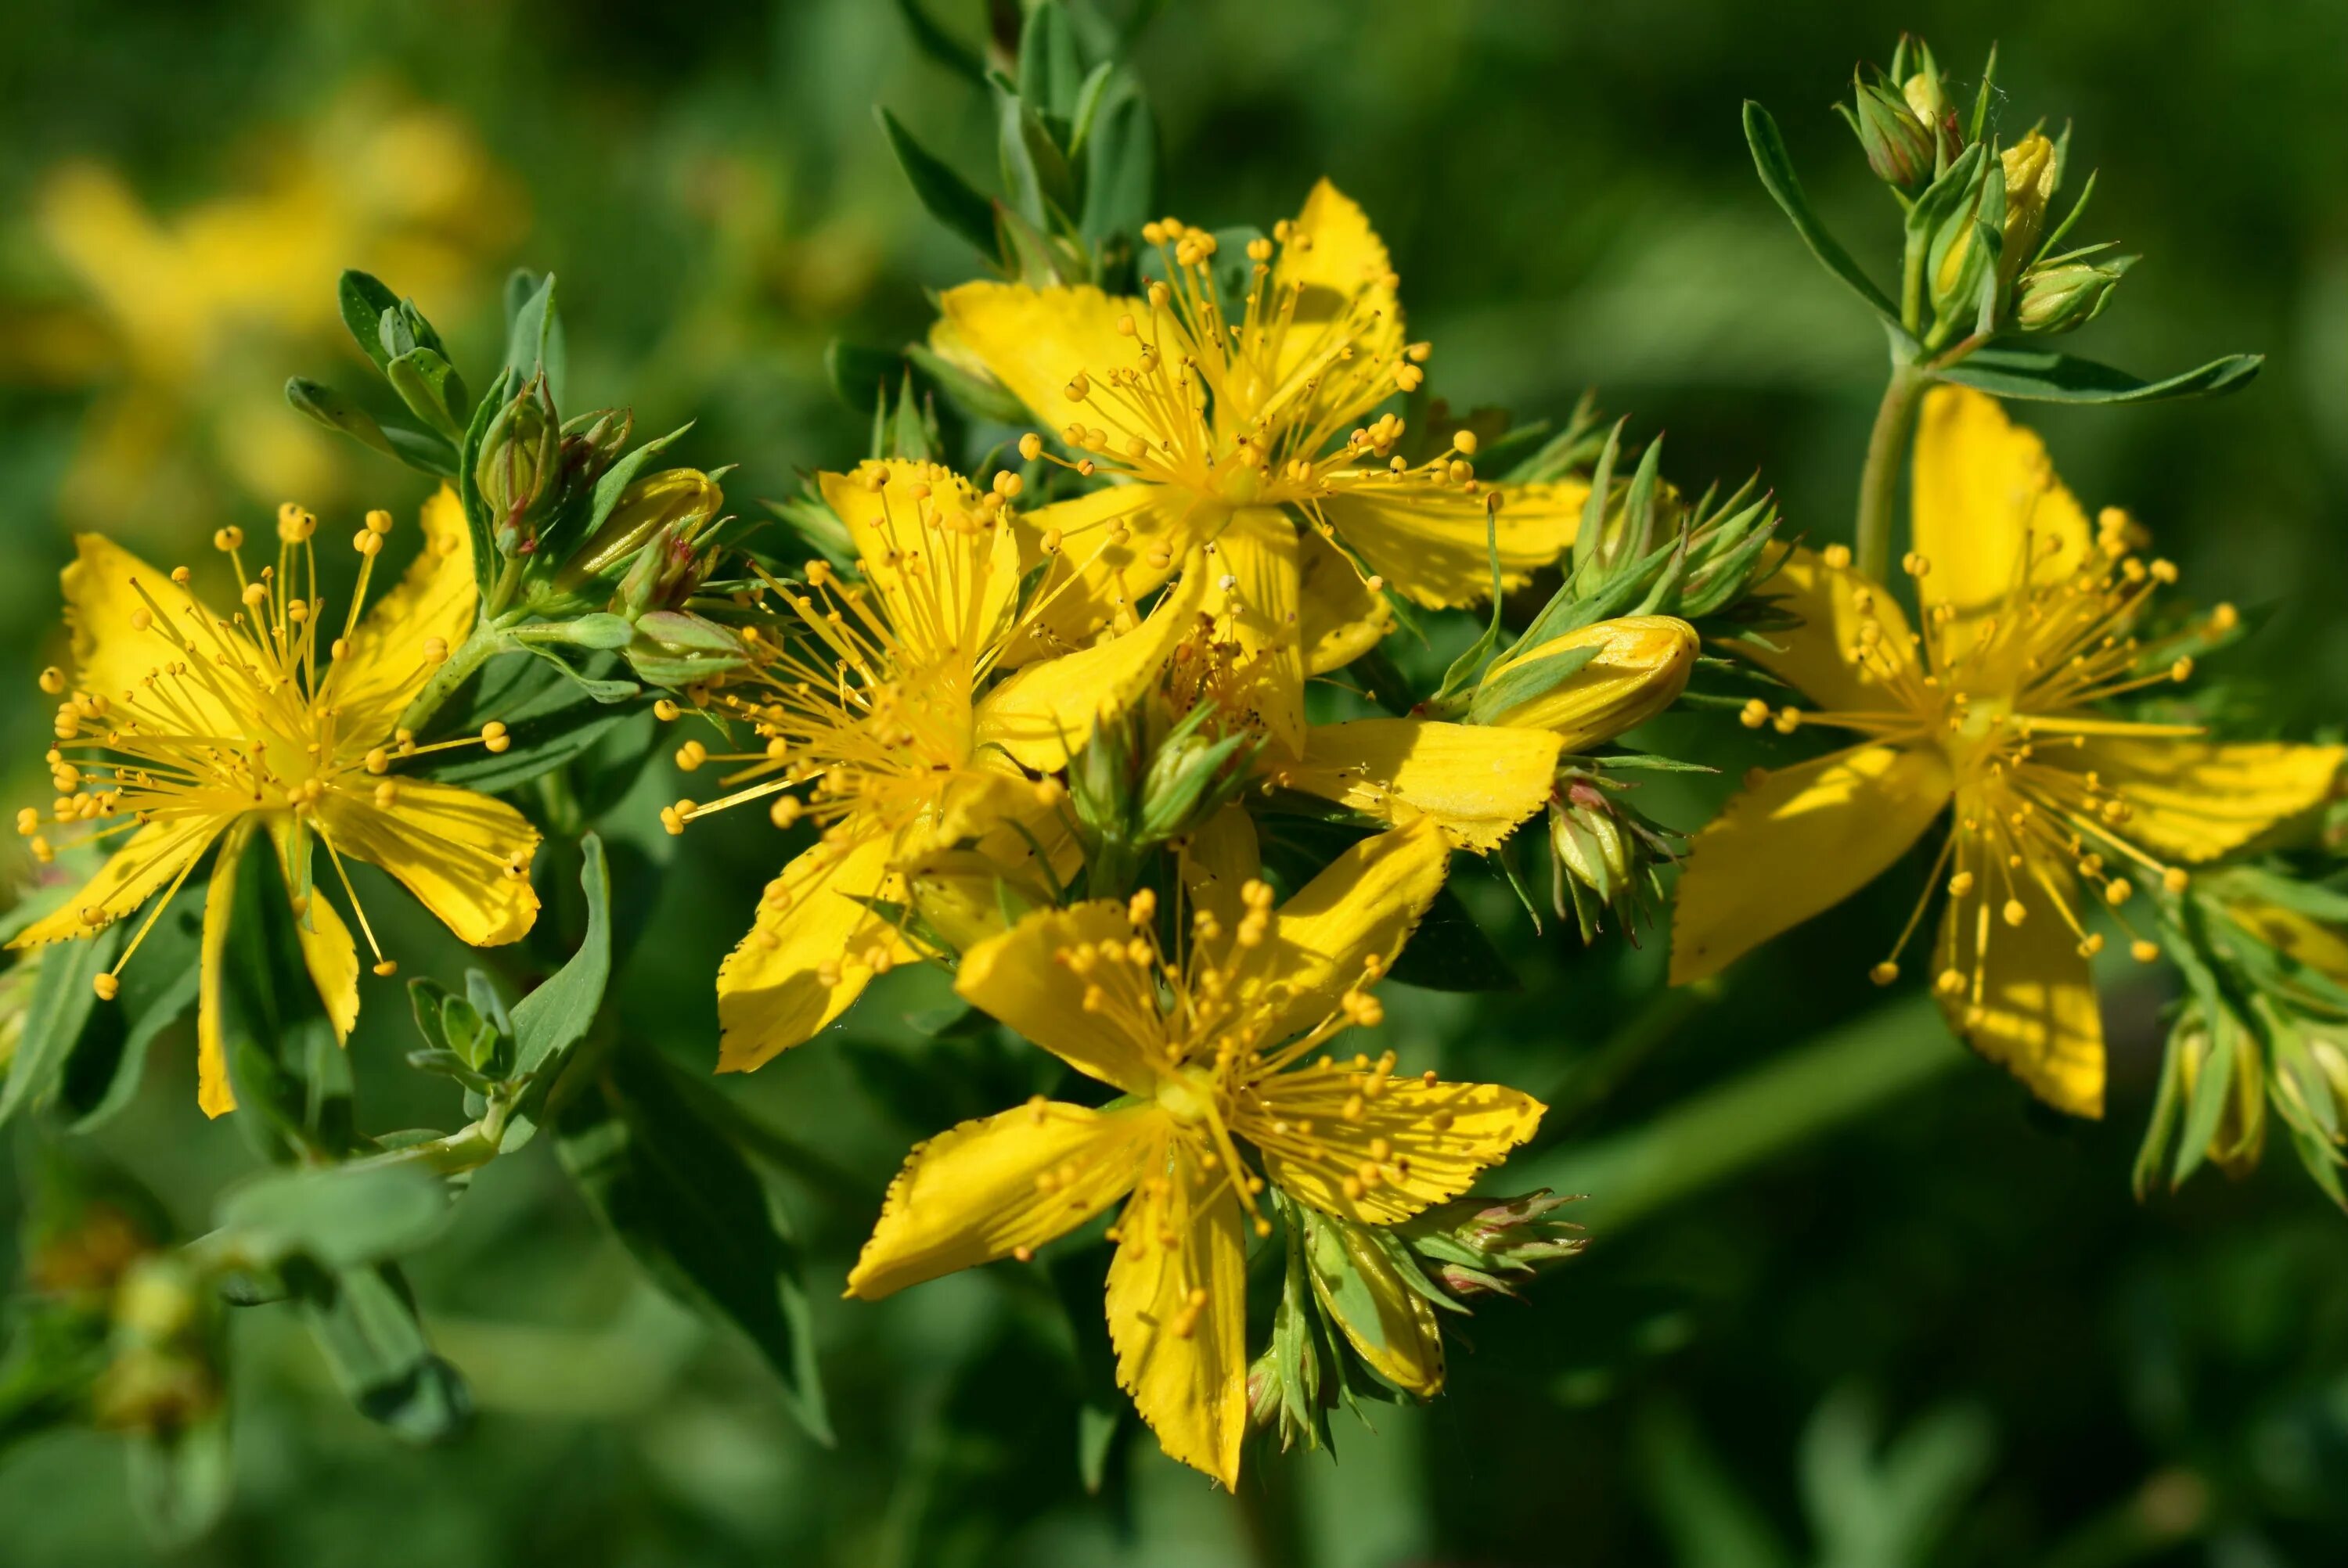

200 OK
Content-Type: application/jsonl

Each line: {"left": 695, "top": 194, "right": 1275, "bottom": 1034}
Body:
{"left": 1901, "top": 70, "right": 1962, "bottom": 164}
{"left": 1300, "top": 1207, "right": 1446, "bottom": 1398}
{"left": 2014, "top": 257, "right": 2128, "bottom": 335}
{"left": 1476, "top": 614, "right": 1698, "bottom": 750}
{"left": 1928, "top": 156, "right": 2000, "bottom": 335}
{"left": 2170, "top": 1006, "right": 2266, "bottom": 1181}
{"left": 475, "top": 372, "right": 561, "bottom": 556}
{"left": 1997, "top": 131, "right": 2059, "bottom": 299}
{"left": 625, "top": 609, "right": 748, "bottom": 688}
{"left": 1397, "top": 1189, "right": 1586, "bottom": 1303}
{"left": 567, "top": 467, "right": 723, "bottom": 587}
{"left": 1849, "top": 77, "right": 1936, "bottom": 189}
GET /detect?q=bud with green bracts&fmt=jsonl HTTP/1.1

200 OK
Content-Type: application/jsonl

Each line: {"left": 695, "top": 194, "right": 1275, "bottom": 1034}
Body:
{"left": 2014, "top": 254, "right": 2132, "bottom": 335}
{"left": 1924, "top": 146, "right": 2003, "bottom": 340}
{"left": 565, "top": 467, "right": 725, "bottom": 589}
{"left": 1395, "top": 1189, "right": 1586, "bottom": 1303}
{"left": 624, "top": 608, "right": 747, "bottom": 689}
{"left": 1890, "top": 34, "right": 1966, "bottom": 169}
{"left": 1067, "top": 702, "right": 1260, "bottom": 900}
{"left": 1475, "top": 615, "right": 1698, "bottom": 750}
{"left": 1547, "top": 771, "right": 1682, "bottom": 943}
{"left": 2155, "top": 1002, "right": 2267, "bottom": 1185}
{"left": 1839, "top": 71, "right": 1936, "bottom": 190}
{"left": 474, "top": 371, "right": 563, "bottom": 557}
{"left": 1297, "top": 1204, "right": 1449, "bottom": 1399}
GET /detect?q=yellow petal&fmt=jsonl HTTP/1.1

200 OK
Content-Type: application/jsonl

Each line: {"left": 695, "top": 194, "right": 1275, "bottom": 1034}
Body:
{"left": 267, "top": 820, "right": 357, "bottom": 1045}
{"left": 9, "top": 813, "right": 221, "bottom": 950}
{"left": 1298, "top": 525, "right": 1392, "bottom": 674}
{"left": 1910, "top": 387, "right": 2094, "bottom": 664}
{"left": 1273, "top": 719, "right": 1561, "bottom": 853}
{"left": 1178, "top": 804, "right": 1262, "bottom": 943}
{"left": 1195, "top": 507, "right": 1305, "bottom": 761}
{"left": 819, "top": 461, "right": 1022, "bottom": 667}
{"left": 331, "top": 485, "right": 476, "bottom": 737}
{"left": 956, "top": 901, "right": 1168, "bottom": 1096}
{"left": 59, "top": 534, "right": 239, "bottom": 734}
{"left": 1235, "top": 818, "right": 1451, "bottom": 1048}
{"left": 2216, "top": 895, "right": 2348, "bottom": 988}
{"left": 196, "top": 821, "right": 256, "bottom": 1119}
{"left": 315, "top": 779, "right": 539, "bottom": 948}
{"left": 716, "top": 832, "right": 912, "bottom": 1072}
{"left": 973, "top": 552, "right": 1205, "bottom": 772}
{"left": 1669, "top": 744, "right": 1953, "bottom": 986}
{"left": 1936, "top": 863, "right": 2104, "bottom": 1117}
{"left": 846, "top": 1100, "right": 1162, "bottom": 1300}
{"left": 1270, "top": 179, "right": 1403, "bottom": 384}
{"left": 1008, "top": 483, "right": 1201, "bottom": 661}
{"left": 1105, "top": 1134, "right": 1248, "bottom": 1489}
{"left": 1314, "top": 478, "right": 1586, "bottom": 610}
{"left": 2057, "top": 739, "right": 2344, "bottom": 863}
{"left": 1239, "top": 1068, "right": 1543, "bottom": 1225}
{"left": 938, "top": 280, "right": 1143, "bottom": 429}
{"left": 1742, "top": 545, "right": 1917, "bottom": 714}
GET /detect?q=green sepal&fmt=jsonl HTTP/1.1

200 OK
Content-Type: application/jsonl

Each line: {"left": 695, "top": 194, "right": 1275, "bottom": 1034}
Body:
{"left": 1932, "top": 347, "right": 2263, "bottom": 405}
{"left": 1741, "top": 101, "right": 1906, "bottom": 332}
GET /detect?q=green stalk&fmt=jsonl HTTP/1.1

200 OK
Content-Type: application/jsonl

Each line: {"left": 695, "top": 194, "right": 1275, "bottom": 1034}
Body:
{"left": 1512, "top": 996, "right": 1965, "bottom": 1231}
{"left": 394, "top": 618, "right": 511, "bottom": 735}
{"left": 1853, "top": 360, "right": 1927, "bottom": 582}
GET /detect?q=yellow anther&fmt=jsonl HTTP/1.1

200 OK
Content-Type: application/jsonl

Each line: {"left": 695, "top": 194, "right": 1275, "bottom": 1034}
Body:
{"left": 1018, "top": 433, "right": 1044, "bottom": 462}
{"left": 2002, "top": 898, "right": 2028, "bottom": 927}
{"left": 769, "top": 796, "right": 804, "bottom": 829}
{"left": 993, "top": 470, "right": 1024, "bottom": 501}
{"left": 2078, "top": 933, "right": 2105, "bottom": 958}
{"left": 654, "top": 699, "right": 682, "bottom": 721}
{"left": 481, "top": 721, "right": 511, "bottom": 754}
{"left": 1064, "top": 372, "right": 1091, "bottom": 402}
{"left": 1902, "top": 552, "right": 1932, "bottom": 577}
{"left": 1870, "top": 961, "right": 1900, "bottom": 986}
{"left": 1451, "top": 429, "right": 1479, "bottom": 457}
{"left": 2209, "top": 602, "right": 2239, "bottom": 633}
{"left": 373, "top": 959, "right": 400, "bottom": 978}
{"left": 92, "top": 973, "right": 120, "bottom": 1002}
{"left": 2162, "top": 867, "right": 2188, "bottom": 894}
{"left": 423, "top": 636, "right": 449, "bottom": 664}
{"left": 2130, "top": 939, "right": 2160, "bottom": 963}
{"left": 38, "top": 667, "right": 66, "bottom": 695}
{"left": 1738, "top": 698, "right": 1770, "bottom": 729}
{"left": 129, "top": 608, "right": 153, "bottom": 631}
{"left": 2169, "top": 656, "right": 2194, "bottom": 682}
{"left": 2104, "top": 879, "right": 2133, "bottom": 907}
{"left": 366, "top": 509, "right": 394, "bottom": 535}
{"left": 1935, "top": 969, "right": 1966, "bottom": 997}
{"left": 1948, "top": 871, "right": 1975, "bottom": 897}
{"left": 1772, "top": 707, "right": 1802, "bottom": 735}
{"left": 676, "top": 739, "right": 708, "bottom": 771}
{"left": 1823, "top": 543, "right": 1853, "bottom": 570}
{"left": 374, "top": 782, "right": 399, "bottom": 809}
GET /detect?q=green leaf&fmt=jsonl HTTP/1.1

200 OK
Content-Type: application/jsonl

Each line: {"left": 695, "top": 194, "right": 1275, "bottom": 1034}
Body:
{"left": 384, "top": 347, "right": 469, "bottom": 444}
{"left": 1080, "top": 88, "right": 1156, "bottom": 250}
{"left": 126, "top": 1410, "right": 232, "bottom": 1551}
{"left": 1017, "top": 2, "right": 1083, "bottom": 124}
{"left": 826, "top": 340, "right": 905, "bottom": 415}
{"left": 556, "top": 1043, "right": 831, "bottom": 1443}
{"left": 456, "top": 363, "right": 513, "bottom": 588}
{"left": 1932, "top": 346, "right": 2264, "bottom": 404}
{"left": 877, "top": 106, "right": 1000, "bottom": 261}
{"left": 1741, "top": 102, "right": 1903, "bottom": 329}
{"left": 216, "top": 1164, "right": 450, "bottom": 1270}
{"left": 288, "top": 1260, "right": 470, "bottom": 1443}
{"left": 502, "top": 272, "right": 565, "bottom": 405}
{"left": 58, "top": 899, "right": 201, "bottom": 1131}
{"left": 510, "top": 835, "right": 612, "bottom": 1084}
{"left": 0, "top": 925, "right": 122, "bottom": 1126}
{"left": 337, "top": 270, "right": 404, "bottom": 376}
{"left": 284, "top": 376, "right": 398, "bottom": 459}
{"left": 1385, "top": 884, "right": 1520, "bottom": 994}
{"left": 996, "top": 79, "right": 1077, "bottom": 230}
{"left": 906, "top": 341, "right": 1032, "bottom": 424}
{"left": 414, "top": 646, "right": 645, "bottom": 793}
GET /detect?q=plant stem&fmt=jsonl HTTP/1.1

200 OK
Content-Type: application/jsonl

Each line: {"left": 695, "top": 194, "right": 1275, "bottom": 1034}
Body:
{"left": 395, "top": 620, "right": 510, "bottom": 735}
{"left": 1512, "top": 996, "right": 1964, "bottom": 1232}
{"left": 1853, "top": 359, "right": 1927, "bottom": 582}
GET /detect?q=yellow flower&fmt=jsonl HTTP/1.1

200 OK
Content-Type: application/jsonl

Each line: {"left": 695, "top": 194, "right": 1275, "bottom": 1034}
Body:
{"left": 7, "top": 91, "right": 517, "bottom": 533}
{"left": 935, "top": 181, "right": 1586, "bottom": 758}
{"left": 844, "top": 819, "right": 1543, "bottom": 1486}
{"left": 1167, "top": 615, "right": 1563, "bottom": 854}
{"left": 1671, "top": 388, "right": 2343, "bottom": 1117}
{"left": 676, "top": 460, "right": 1200, "bottom": 1071}
{"left": 9, "top": 488, "right": 541, "bottom": 1116}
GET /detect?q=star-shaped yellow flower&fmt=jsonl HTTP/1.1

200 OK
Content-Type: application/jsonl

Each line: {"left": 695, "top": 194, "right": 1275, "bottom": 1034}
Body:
{"left": 10, "top": 489, "right": 541, "bottom": 1115}
{"left": 675, "top": 460, "right": 1201, "bottom": 1071}
{"left": 932, "top": 181, "right": 1586, "bottom": 759}
{"left": 845, "top": 819, "right": 1543, "bottom": 1486}
{"left": 1672, "top": 388, "right": 2343, "bottom": 1115}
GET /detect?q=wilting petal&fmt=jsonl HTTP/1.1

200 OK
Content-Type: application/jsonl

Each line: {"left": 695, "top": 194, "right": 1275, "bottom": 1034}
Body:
{"left": 315, "top": 780, "right": 538, "bottom": 948}
{"left": 1231, "top": 819, "right": 1451, "bottom": 1050}
{"left": 60, "top": 534, "right": 242, "bottom": 735}
{"left": 1105, "top": 1134, "right": 1249, "bottom": 1489}
{"left": 268, "top": 819, "right": 357, "bottom": 1045}
{"left": 1314, "top": 479, "right": 1585, "bottom": 610}
{"left": 938, "top": 281, "right": 1143, "bottom": 430}
{"left": 716, "top": 832, "right": 913, "bottom": 1072}
{"left": 1273, "top": 719, "right": 1561, "bottom": 853}
{"left": 819, "top": 462, "right": 1022, "bottom": 667}
{"left": 1743, "top": 546, "right": 1918, "bottom": 715}
{"left": 1670, "top": 743, "right": 1953, "bottom": 986}
{"left": 1297, "top": 526, "right": 1392, "bottom": 674}
{"left": 2058, "top": 737, "right": 2343, "bottom": 863}
{"left": 1936, "top": 861, "right": 2105, "bottom": 1117}
{"left": 1239, "top": 1066, "right": 1543, "bottom": 1225}
{"left": 9, "top": 813, "right": 221, "bottom": 950}
{"left": 1910, "top": 387, "right": 2094, "bottom": 663}
{"left": 956, "top": 901, "right": 1169, "bottom": 1096}
{"left": 1008, "top": 483, "right": 1203, "bottom": 661}
{"left": 1196, "top": 508, "right": 1305, "bottom": 761}
{"left": 974, "top": 556, "right": 1204, "bottom": 772}
{"left": 331, "top": 486, "right": 476, "bottom": 736}
{"left": 1269, "top": 178, "right": 1403, "bottom": 388}
{"left": 846, "top": 1101, "right": 1163, "bottom": 1300}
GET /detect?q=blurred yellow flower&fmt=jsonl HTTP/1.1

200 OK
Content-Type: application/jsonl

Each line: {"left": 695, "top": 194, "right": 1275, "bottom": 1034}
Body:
{"left": 9, "top": 490, "right": 540, "bottom": 1115}
{"left": 845, "top": 820, "right": 1542, "bottom": 1486}
{"left": 1672, "top": 387, "right": 2343, "bottom": 1117}
{"left": 5, "top": 88, "right": 519, "bottom": 536}
{"left": 935, "top": 181, "right": 1587, "bottom": 757}
{"left": 675, "top": 459, "right": 1201, "bottom": 1071}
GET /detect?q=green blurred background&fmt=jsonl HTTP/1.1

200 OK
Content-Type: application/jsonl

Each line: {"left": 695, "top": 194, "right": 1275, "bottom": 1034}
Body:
{"left": 4, "top": 1, "right": 2347, "bottom": 1564}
